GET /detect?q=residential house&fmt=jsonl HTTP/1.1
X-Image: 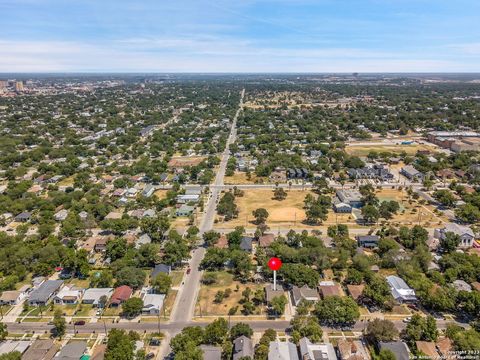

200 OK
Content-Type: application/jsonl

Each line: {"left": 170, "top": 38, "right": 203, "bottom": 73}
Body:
{"left": 291, "top": 285, "right": 320, "bottom": 306}
{"left": 54, "top": 341, "right": 87, "bottom": 360}
{"left": 415, "top": 341, "right": 439, "bottom": 359}
{"left": 337, "top": 339, "right": 369, "bottom": 360}
{"left": 436, "top": 338, "right": 453, "bottom": 358}
{"left": 141, "top": 293, "right": 165, "bottom": 315}
{"left": 299, "top": 337, "right": 337, "bottom": 360}
{"left": 346, "top": 284, "right": 365, "bottom": 302}
{"left": 22, "top": 339, "right": 59, "bottom": 360}
{"left": 135, "top": 233, "right": 152, "bottom": 249}
{"left": 14, "top": 211, "right": 32, "bottom": 222}
{"left": 94, "top": 237, "right": 108, "bottom": 252}
{"left": 28, "top": 280, "right": 64, "bottom": 306}
{"left": 400, "top": 165, "right": 424, "bottom": 181}
{"left": 54, "top": 209, "right": 69, "bottom": 221}
{"left": 0, "top": 286, "right": 29, "bottom": 305}
{"left": 259, "top": 233, "right": 275, "bottom": 248}
{"left": 176, "top": 194, "right": 199, "bottom": 204}
{"left": 232, "top": 336, "right": 254, "bottom": 360}
{"left": 142, "top": 184, "right": 155, "bottom": 198}
{"left": 109, "top": 285, "right": 132, "bottom": 307}
{"left": 356, "top": 235, "right": 380, "bottom": 248}
{"left": 240, "top": 236, "right": 253, "bottom": 252}
{"left": 54, "top": 285, "right": 84, "bottom": 305}
{"left": 151, "top": 264, "right": 171, "bottom": 279}
{"left": 265, "top": 284, "right": 284, "bottom": 303}
{"left": 378, "top": 342, "right": 410, "bottom": 360}
{"left": 200, "top": 345, "right": 222, "bottom": 360}
{"left": 175, "top": 204, "right": 195, "bottom": 217}
{"left": 268, "top": 341, "right": 299, "bottom": 360}
{"left": 386, "top": 275, "right": 417, "bottom": 303}
{"left": 318, "top": 281, "right": 342, "bottom": 298}
{"left": 434, "top": 223, "right": 475, "bottom": 249}
{"left": 0, "top": 341, "right": 31, "bottom": 356}
{"left": 82, "top": 288, "right": 113, "bottom": 307}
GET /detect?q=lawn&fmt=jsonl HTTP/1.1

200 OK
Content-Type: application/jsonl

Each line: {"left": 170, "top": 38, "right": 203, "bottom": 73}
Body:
{"left": 376, "top": 189, "right": 447, "bottom": 227}
{"left": 196, "top": 271, "right": 266, "bottom": 317}
{"left": 162, "top": 290, "right": 178, "bottom": 319}
{"left": 224, "top": 172, "right": 268, "bottom": 185}
{"left": 170, "top": 271, "right": 184, "bottom": 288}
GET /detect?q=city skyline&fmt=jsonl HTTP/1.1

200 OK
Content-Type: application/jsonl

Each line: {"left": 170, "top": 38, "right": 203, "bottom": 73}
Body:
{"left": 1, "top": 0, "right": 480, "bottom": 73}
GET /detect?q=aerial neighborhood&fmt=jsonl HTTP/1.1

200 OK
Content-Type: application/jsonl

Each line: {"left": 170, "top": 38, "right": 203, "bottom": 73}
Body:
{"left": 0, "top": 74, "right": 479, "bottom": 359}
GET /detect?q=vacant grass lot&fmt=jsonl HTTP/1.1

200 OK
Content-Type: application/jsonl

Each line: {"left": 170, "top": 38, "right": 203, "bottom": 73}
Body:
{"left": 214, "top": 189, "right": 351, "bottom": 229}
{"left": 196, "top": 271, "right": 266, "bottom": 317}
{"left": 345, "top": 143, "right": 438, "bottom": 156}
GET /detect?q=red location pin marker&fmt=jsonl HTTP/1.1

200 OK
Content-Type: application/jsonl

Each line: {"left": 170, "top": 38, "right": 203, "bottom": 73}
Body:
{"left": 268, "top": 257, "right": 282, "bottom": 271}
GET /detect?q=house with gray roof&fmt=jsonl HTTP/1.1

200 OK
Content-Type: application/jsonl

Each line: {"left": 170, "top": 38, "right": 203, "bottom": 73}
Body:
{"left": 200, "top": 345, "right": 222, "bottom": 360}
{"left": 400, "top": 165, "right": 424, "bottom": 181}
{"left": 434, "top": 223, "right": 475, "bottom": 249}
{"left": 291, "top": 285, "right": 320, "bottom": 306}
{"left": 240, "top": 236, "right": 253, "bottom": 252}
{"left": 268, "top": 341, "right": 299, "bottom": 360}
{"left": 379, "top": 341, "right": 410, "bottom": 360}
{"left": 28, "top": 280, "right": 64, "bottom": 306}
{"left": 299, "top": 337, "right": 337, "bottom": 360}
{"left": 54, "top": 341, "right": 87, "bottom": 360}
{"left": 233, "top": 336, "right": 253, "bottom": 360}
{"left": 81, "top": 288, "right": 113, "bottom": 307}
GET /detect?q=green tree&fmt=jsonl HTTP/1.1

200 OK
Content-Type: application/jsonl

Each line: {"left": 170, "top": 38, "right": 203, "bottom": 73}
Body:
{"left": 0, "top": 322, "right": 7, "bottom": 340}
{"left": 252, "top": 208, "right": 269, "bottom": 225}
{"left": 122, "top": 298, "right": 144, "bottom": 318}
{"left": 378, "top": 349, "right": 396, "bottom": 360}
{"left": 290, "top": 315, "right": 323, "bottom": 343}
{"left": 314, "top": 296, "right": 360, "bottom": 326}
{"left": 52, "top": 309, "right": 66, "bottom": 338}
{"left": 361, "top": 205, "right": 379, "bottom": 224}
{"left": 230, "top": 323, "right": 253, "bottom": 339}
{"left": 270, "top": 295, "right": 287, "bottom": 316}
{"left": 366, "top": 319, "right": 399, "bottom": 342}
{"left": 204, "top": 318, "right": 229, "bottom": 345}
{"left": 440, "top": 232, "right": 461, "bottom": 253}
{"left": 115, "top": 267, "right": 146, "bottom": 289}
{"left": 152, "top": 273, "right": 172, "bottom": 294}
{"left": 105, "top": 329, "right": 135, "bottom": 360}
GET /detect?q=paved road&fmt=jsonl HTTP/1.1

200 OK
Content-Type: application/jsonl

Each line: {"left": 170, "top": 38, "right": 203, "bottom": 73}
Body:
{"left": 158, "top": 89, "right": 244, "bottom": 358}
{"left": 5, "top": 318, "right": 463, "bottom": 336}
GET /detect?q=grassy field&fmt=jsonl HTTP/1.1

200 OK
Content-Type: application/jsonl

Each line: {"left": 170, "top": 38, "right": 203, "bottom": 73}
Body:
{"left": 170, "top": 271, "right": 184, "bottom": 288}
{"left": 376, "top": 188, "right": 447, "bottom": 227}
{"left": 345, "top": 143, "right": 437, "bottom": 156}
{"left": 196, "top": 271, "right": 267, "bottom": 317}
{"left": 154, "top": 190, "right": 168, "bottom": 200}
{"left": 214, "top": 189, "right": 351, "bottom": 229}
{"left": 224, "top": 172, "right": 268, "bottom": 185}
{"left": 162, "top": 289, "right": 178, "bottom": 319}
{"left": 213, "top": 188, "right": 445, "bottom": 230}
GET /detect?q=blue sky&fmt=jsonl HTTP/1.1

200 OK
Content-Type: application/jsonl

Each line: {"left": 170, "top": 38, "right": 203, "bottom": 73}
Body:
{"left": 1, "top": 0, "right": 479, "bottom": 72}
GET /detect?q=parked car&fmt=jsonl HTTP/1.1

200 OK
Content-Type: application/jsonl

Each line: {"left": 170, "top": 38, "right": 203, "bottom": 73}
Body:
{"left": 74, "top": 320, "right": 85, "bottom": 326}
{"left": 186, "top": 268, "right": 191, "bottom": 274}
{"left": 402, "top": 317, "right": 412, "bottom": 323}
{"left": 146, "top": 353, "right": 155, "bottom": 359}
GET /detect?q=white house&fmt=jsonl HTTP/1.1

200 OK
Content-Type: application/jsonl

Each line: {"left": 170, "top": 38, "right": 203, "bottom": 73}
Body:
{"left": 53, "top": 286, "right": 84, "bottom": 305}
{"left": 434, "top": 223, "right": 475, "bottom": 249}
{"left": 141, "top": 293, "right": 165, "bottom": 315}
{"left": 82, "top": 288, "right": 113, "bottom": 307}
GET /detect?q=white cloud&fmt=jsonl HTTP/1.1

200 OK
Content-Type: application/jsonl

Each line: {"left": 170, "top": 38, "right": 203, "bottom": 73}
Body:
{"left": 0, "top": 39, "right": 475, "bottom": 72}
